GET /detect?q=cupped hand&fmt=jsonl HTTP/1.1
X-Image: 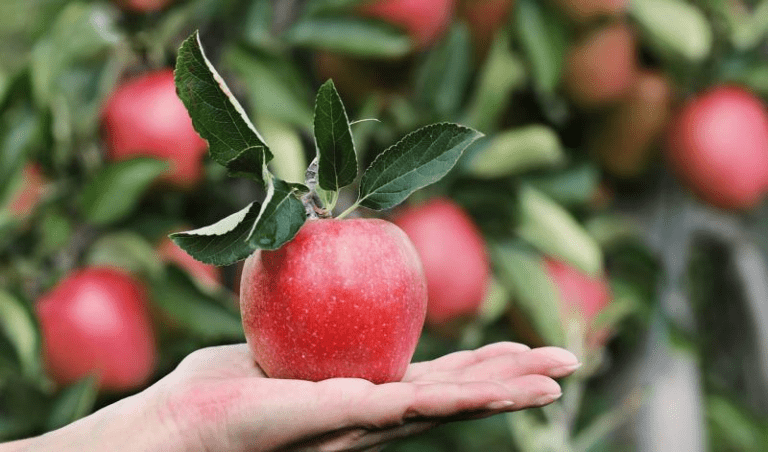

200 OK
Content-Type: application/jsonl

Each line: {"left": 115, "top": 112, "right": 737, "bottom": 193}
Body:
{"left": 150, "top": 342, "right": 580, "bottom": 452}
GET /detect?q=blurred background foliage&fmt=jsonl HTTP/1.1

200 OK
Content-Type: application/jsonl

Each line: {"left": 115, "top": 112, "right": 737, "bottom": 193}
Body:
{"left": 1, "top": 0, "right": 768, "bottom": 450}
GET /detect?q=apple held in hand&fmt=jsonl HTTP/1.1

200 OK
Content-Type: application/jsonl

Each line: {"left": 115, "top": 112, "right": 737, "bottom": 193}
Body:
{"left": 360, "top": 0, "right": 456, "bottom": 50}
{"left": 102, "top": 70, "right": 208, "bottom": 189}
{"left": 544, "top": 258, "right": 612, "bottom": 348}
{"left": 240, "top": 219, "right": 427, "bottom": 384}
{"left": 35, "top": 267, "right": 157, "bottom": 391}
{"left": 666, "top": 85, "right": 768, "bottom": 210}
{"left": 393, "top": 198, "right": 490, "bottom": 326}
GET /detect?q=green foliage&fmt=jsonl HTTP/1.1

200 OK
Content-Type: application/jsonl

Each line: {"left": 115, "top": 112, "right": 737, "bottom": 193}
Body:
{"left": 314, "top": 80, "right": 357, "bottom": 191}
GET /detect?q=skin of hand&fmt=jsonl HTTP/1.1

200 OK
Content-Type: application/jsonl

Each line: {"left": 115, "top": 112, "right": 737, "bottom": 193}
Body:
{"left": 4, "top": 342, "right": 579, "bottom": 452}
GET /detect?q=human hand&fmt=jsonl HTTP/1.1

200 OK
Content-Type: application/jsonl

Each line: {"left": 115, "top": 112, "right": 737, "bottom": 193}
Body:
{"left": 6, "top": 342, "right": 579, "bottom": 452}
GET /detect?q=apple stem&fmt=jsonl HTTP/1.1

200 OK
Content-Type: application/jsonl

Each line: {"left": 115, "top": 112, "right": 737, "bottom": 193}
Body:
{"left": 336, "top": 201, "right": 360, "bottom": 220}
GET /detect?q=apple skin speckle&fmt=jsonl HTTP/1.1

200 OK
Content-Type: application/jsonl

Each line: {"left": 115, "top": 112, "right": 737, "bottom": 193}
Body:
{"left": 240, "top": 218, "right": 428, "bottom": 384}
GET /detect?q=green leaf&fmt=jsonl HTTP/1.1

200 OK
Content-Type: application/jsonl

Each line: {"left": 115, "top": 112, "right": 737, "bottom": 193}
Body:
{"left": 79, "top": 158, "right": 167, "bottom": 226}
{"left": 46, "top": 376, "right": 98, "bottom": 431}
{"left": 222, "top": 45, "right": 313, "bottom": 130}
{"left": 524, "top": 162, "right": 600, "bottom": 206}
{"left": 358, "top": 123, "right": 483, "bottom": 210}
{"left": 415, "top": 24, "right": 473, "bottom": 118}
{"left": 0, "top": 290, "right": 41, "bottom": 379}
{"left": 175, "top": 31, "right": 272, "bottom": 185}
{"left": 285, "top": 17, "right": 412, "bottom": 58}
{"left": 149, "top": 267, "right": 243, "bottom": 340}
{"left": 314, "top": 79, "right": 357, "bottom": 191}
{"left": 516, "top": 185, "right": 604, "bottom": 276}
{"left": 170, "top": 202, "right": 262, "bottom": 266}
{"left": 631, "top": 0, "right": 712, "bottom": 62}
{"left": 464, "top": 31, "right": 527, "bottom": 132}
{"left": 515, "top": 0, "right": 568, "bottom": 93}
{"left": 464, "top": 125, "right": 564, "bottom": 178}
{"left": 257, "top": 117, "right": 308, "bottom": 184}
{"left": 247, "top": 177, "right": 307, "bottom": 250}
{"left": 491, "top": 242, "right": 565, "bottom": 346}
{"left": 85, "top": 232, "right": 164, "bottom": 278}
{"left": 731, "top": 0, "right": 768, "bottom": 50}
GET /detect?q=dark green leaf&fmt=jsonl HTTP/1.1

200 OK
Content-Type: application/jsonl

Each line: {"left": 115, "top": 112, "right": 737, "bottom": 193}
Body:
{"left": 175, "top": 32, "right": 272, "bottom": 185}
{"left": 515, "top": 0, "right": 568, "bottom": 93}
{"left": 222, "top": 46, "right": 313, "bottom": 130}
{"left": 46, "top": 377, "right": 98, "bottom": 431}
{"left": 0, "top": 290, "right": 41, "bottom": 379}
{"left": 525, "top": 163, "right": 599, "bottom": 206}
{"left": 415, "top": 24, "right": 473, "bottom": 118}
{"left": 79, "top": 158, "right": 167, "bottom": 226}
{"left": 358, "top": 123, "right": 483, "bottom": 210}
{"left": 314, "top": 79, "right": 357, "bottom": 191}
{"left": 0, "top": 107, "right": 41, "bottom": 202}
{"left": 170, "top": 202, "right": 262, "bottom": 266}
{"left": 285, "top": 17, "right": 412, "bottom": 58}
{"left": 247, "top": 177, "right": 307, "bottom": 250}
{"left": 150, "top": 267, "right": 243, "bottom": 340}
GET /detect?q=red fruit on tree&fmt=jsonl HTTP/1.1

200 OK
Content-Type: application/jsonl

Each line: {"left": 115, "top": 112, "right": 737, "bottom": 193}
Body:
{"left": 544, "top": 258, "right": 612, "bottom": 347}
{"left": 113, "top": 0, "right": 173, "bottom": 13}
{"left": 102, "top": 70, "right": 208, "bottom": 189}
{"left": 359, "top": 0, "right": 456, "bottom": 50}
{"left": 6, "top": 164, "right": 46, "bottom": 217}
{"left": 158, "top": 236, "right": 222, "bottom": 290}
{"left": 563, "top": 23, "right": 637, "bottom": 107}
{"left": 239, "top": 218, "right": 427, "bottom": 384}
{"left": 593, "top": 70, "right": 673, "bottom": 179}
{"left": 460, "top": 0, "right": 516, "bottom": 60}
{"left": 666, "top": 85, "right": 768, "bottom": 210}
{"left": 393, "top": 198, "right": 490, "bottom": 326}
{"left": 550, "top": 0, "right": 627, "bottom": 23}
{"left": 35, "top": 267, "right": 157, "bottom": 391}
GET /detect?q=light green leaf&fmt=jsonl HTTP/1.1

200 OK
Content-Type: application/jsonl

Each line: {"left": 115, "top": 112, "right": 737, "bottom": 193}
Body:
{"left": 258, "top": 117, "right": 308, "bottom": 184}
{"left": 314, "top": 79, "right": 357, "bottom": 191}
{"left": 79, "top": 158, "right": 167, "bottom": 226}
{"left": 358, "top": 123, "right": 483, "bottom": 210}
{"left": 517, "top": 185, "right": 604, "bottom": 276}
{"left": 170, "top": 202, "right": 262, "bottom": 266}
{"left": 524, "top": 163, "right": 600, "bottom": 206}
{"left": 285, "top": 17, "right": 412, "bottom": 58}
{"left": 631, "top": 0, "right": 712, "bottom": 62}
{"left": 175, "top": 31, "right": 272, "bottom": 185}
{"left": 464, "top": 125, "right": 564, "bottom": 178}
{"left": 515, "top": 0, "right": 569, "bottom": 93}
{"left": 85, "top": 232, "right": 163, "bottom": 278}
{"left": 0, "top": 290, "right": 41, "bottom": 379}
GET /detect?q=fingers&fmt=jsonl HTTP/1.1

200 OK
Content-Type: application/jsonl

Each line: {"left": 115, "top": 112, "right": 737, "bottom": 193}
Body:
{"left": 403, "top": 342, "right": 531, "bottom": 381}
{"left": 412, "top": 346, "right": 580, "bottom": 384}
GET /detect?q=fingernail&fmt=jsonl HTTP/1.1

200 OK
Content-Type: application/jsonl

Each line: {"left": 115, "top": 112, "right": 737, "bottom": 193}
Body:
{"left": 534, "top": 392, "right": 562, "bottom": 406}
{"left": 550, "top": 362, "right": 582, "bottom": 376}
{"left": 484, "top": 400, "right": 515, "bottom": 410}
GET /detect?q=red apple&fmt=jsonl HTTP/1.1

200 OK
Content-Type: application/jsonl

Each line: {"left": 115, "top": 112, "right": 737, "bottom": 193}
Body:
{"left": 239, "top": 218, "right": 427, "bottom": 384}
{"left": 36, "top": 267, "right": 157, "bottom": 391}
{"left": 544, "top": 258, "right": 612, "bottom": 347}
{"left": 359, "top": 0, "right": 456, "bottom": 50}
{"left": 102, "top": 70, "right": 208, "bottom": 189}
{"left": 563, "top": 23, "right": 637, "bottom": 107}
{"left": 460, "top": 0, "right": 516, "bottom": 60}
{"left": 666, "top": 85, "right": 768, "bottom": 210}
{"left": 113, "top": 0, "right": 173, "bottom": 13}
{"left": 393, "top": 198, "right": 490, "bottom": 326}
{"left": 550, "top": 0, "right": 627, "bottom": 23}
{"left": 6, "top": 164, "right": 46, "bottom": 217}
{"left": 158, "top": 235, "right": 222, "bottom": 290}
{"left": 593, "top": 70, "right": 673, "bottom": 178}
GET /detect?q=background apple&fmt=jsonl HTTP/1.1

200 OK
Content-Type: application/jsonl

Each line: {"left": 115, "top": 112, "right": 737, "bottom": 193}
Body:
{"left": 459, "top": 0, "right": 516, "bottom": 60}
{"left": 359, "top": 0, "right": 456, "bottom": 50}
{"left": 113, "top": 0, "right": 174, "bottom": 13}
{"left": 592, "top": 70, "right": 673, "bottom": 179}
{"left": 550, "top": 0, "right": 627, "bottom": 23}
{"left": 393, "top": 198, "right": 490, "bottom": 326}
{"left": 666, "top": 85, "right": 768, "bottom": 210}
{"left": 35, "top": 267, "right": 157, "bottom": 391}
{"left": 6, "top": 164, "right": 46, "bottom": 217}
{"left": 544, "top": 258, "right": 612, "bottom": 348}
{"left": 563, "top": 22, "right": 637, "bottom": 107}
{"left": 101, "top": 69, "right": 208, "bottom": 190}
{"left": 240, "top": 218, "right": 427, "bottom": 384}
